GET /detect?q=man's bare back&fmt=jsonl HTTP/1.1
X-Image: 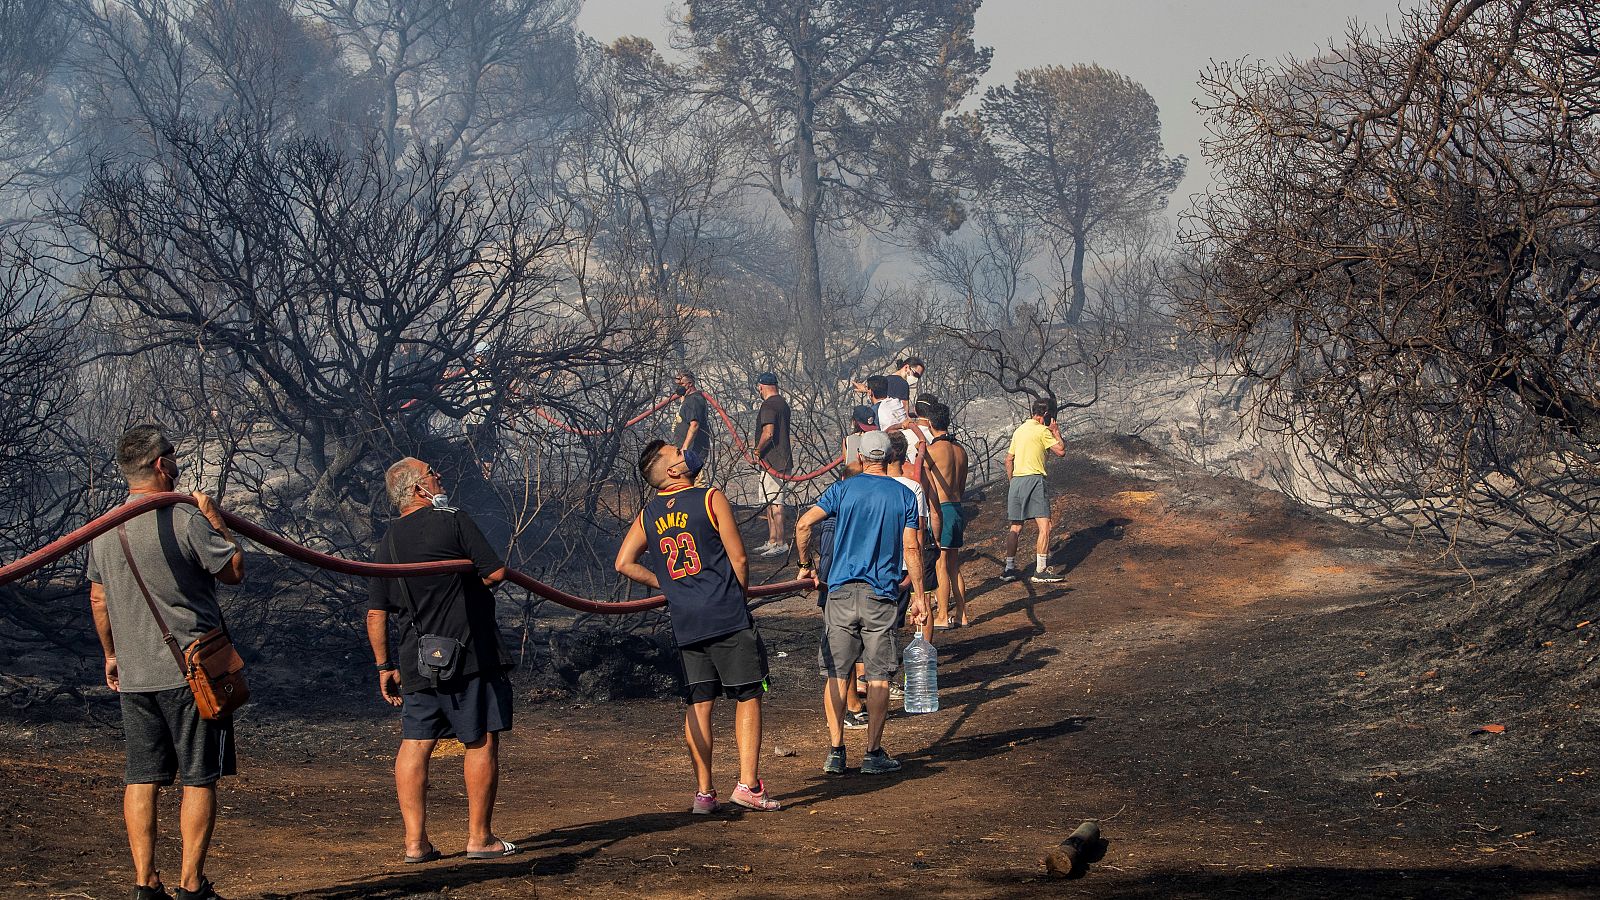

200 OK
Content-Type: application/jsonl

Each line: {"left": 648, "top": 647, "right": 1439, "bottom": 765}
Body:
{"left": 922, "top": 434, "right": 968, "bottom": 505}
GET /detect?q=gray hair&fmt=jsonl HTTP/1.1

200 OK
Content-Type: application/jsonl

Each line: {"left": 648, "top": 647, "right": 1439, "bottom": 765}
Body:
{"left": 117, "top": 424, "right": 172, "bottom": 483}
{"left": 385, "top": 457, "right": 426, "bottom": 510}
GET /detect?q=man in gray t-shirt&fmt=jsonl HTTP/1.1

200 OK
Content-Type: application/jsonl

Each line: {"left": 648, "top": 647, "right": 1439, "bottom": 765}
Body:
{"left": 86, "top": 425, "right": 244, "bottom": 900}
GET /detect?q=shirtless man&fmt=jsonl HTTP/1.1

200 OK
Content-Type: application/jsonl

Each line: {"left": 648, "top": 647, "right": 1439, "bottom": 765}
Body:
{"left": 919, "top": 401, "right": 970, "bottom": 628}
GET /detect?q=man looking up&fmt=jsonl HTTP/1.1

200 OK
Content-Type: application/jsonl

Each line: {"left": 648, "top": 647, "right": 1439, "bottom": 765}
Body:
{"left": 795, "top": 431, "right": 929, "bottom": 776}
{"left": 88, "top": 425, "right": 245, "bottom": 900}
{"left": 920, "top": 402, "right": 970, "bottom": 627}
{"left": 753, "top": 372, "right": 792, "bottom": 557}
{"left": 369, "top": 460, "right": 515, "bottom": 864}
{"left": 1002, "top": 398, "right": 1067, "bottom": 584}
{"left": 615, "top": 441, "right": 782, "bottom": 814}
{"left": 670, "top": 370, "right": 712, "bottom": 485}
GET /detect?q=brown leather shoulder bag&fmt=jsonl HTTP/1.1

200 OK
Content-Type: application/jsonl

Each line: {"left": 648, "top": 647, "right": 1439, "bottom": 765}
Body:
{"left": 116, "top": 523, "right": 249, "bottom": 720}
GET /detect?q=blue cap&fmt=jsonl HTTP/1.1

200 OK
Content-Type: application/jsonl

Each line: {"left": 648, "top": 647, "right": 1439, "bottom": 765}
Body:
{"left": 757, "top": 372, "right": 779, "bottom": 386}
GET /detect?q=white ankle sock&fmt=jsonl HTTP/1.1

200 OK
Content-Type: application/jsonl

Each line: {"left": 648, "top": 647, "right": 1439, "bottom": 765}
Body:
{"left": 1004, "top": 556, "right": 1015, "bottom": 568}
{"left": 1036, "top": 554, "right": 1048, "bottom": 571}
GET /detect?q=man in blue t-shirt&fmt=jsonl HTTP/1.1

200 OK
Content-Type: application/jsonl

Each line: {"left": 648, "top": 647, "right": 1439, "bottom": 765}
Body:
{"left": 796, "top": 431, "right": 929, "bottom": 776}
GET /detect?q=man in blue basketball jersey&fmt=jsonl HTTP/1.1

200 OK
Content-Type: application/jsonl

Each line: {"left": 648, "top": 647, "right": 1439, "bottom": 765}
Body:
{"left": 616, "top": 440, "right": 782, "bottom": 814}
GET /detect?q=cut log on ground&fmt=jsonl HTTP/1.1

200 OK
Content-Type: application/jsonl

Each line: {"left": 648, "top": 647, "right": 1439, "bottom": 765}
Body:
{"left": 1043, "top": 820, "right": 1105, "bottom": 878}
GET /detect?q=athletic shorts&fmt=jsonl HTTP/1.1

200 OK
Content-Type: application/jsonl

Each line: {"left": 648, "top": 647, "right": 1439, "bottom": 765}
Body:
{"left": 680, "top": 627, "right": 769, "bottom": 704}
{"left": 1007, "top": 474, "right": 1050, "bottom": 522}
{"left": 760, "top": 471, "right": 788, "bottom": 505}
{"left": 121, "top": 687, "right": 237, "bottom": 787}
{"left": 817, "top": 581, "right": 900, "bottom": 682}
{"left": 939, "top": 501, "right": 966, "bottom": 548}
{"left": 401, "top": 673, "right": 514, "bottom": 744}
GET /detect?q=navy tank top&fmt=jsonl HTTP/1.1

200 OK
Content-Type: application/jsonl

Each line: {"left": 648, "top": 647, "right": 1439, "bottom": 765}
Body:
{"left": 640, "top": 486, "right": 751, "bottom": 646}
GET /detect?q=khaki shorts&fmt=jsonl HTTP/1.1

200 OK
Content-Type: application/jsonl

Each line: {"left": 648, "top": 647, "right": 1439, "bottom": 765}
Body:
{"left": 817, "top": 581, "right": 900, "bottom": 682}
{"left": 760, "top": 470, "right": 787, "bottom": 505}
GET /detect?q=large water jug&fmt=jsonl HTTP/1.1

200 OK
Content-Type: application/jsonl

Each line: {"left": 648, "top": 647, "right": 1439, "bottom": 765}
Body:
{"left": 902, "top": 635, "right": 939, "bottom": 713}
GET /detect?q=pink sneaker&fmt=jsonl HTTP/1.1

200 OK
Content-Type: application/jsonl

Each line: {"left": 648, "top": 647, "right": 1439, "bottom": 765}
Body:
{"left": 731, "top": 780, "right": 781, "bottom": 811}
{"left": 691, "top": 790, "right": 719, "bottom": 815}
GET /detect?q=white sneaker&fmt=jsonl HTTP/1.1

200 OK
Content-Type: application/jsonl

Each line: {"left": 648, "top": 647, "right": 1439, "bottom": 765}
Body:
{"left": 752, "top": 541, "right": 776, "bottom": 555}
{"left": 760, "top": 542, "right": 790, "bottom": 557}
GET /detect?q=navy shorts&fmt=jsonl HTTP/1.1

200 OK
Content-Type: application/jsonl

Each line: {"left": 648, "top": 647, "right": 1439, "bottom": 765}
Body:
{"left": 401, "top": 673, "right": 513, "bottom": 744}
{"left": 121, "top": 687, "right": 237, "bottom": 787}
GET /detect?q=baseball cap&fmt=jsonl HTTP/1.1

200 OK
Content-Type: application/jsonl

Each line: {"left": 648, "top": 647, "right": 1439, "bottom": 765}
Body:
{"left": 757, "top": 372, "right": 779, "bottom": 386}
{"left": 858, "top": 430, "right": 891, "bottom": 461}
{"left": 852, "top": 405, "right": 877, "bottom": 428}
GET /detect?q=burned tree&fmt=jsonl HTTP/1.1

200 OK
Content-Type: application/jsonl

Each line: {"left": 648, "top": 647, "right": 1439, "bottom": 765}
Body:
{"left": 71, "top": 121, "right": 568, "bottom": 510}
{"left": 979, "top": 64, "right": 1186, "bottom": 325}
{"left": 661, "top": 0, "right": 990, "bottom": 378}
{"left": 0, "top": 231, "right": 99, "bottom": 651}
{"left": 1184, "top": 0, "right": 1600, "bottom": 549}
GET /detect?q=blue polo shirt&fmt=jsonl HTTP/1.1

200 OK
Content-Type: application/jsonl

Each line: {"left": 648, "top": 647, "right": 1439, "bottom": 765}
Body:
{"left": 815, "top": 474, "right": 917, "bottom": 598}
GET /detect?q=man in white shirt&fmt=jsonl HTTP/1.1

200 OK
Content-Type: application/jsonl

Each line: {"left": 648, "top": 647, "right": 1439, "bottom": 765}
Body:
{"left": 868, "top": 375, "right": 922, "bottom": 475}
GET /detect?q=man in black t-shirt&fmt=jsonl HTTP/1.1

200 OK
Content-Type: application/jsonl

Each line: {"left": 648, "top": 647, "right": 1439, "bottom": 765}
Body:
{"left": 670, "top": 370, "right": 713, "bottom": 484}
{"left": 753, "top": 372, "right": 792, "bottom": 557}
{"left": 368, "top": 458, "right": 516, "bottom": 864}
{"left": 615, "top": 440, "right": 781, "bottom": 814}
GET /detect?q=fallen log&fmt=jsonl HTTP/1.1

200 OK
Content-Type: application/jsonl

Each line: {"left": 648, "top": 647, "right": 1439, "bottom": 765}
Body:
{"left": 1043, "top": 820, "right": 1104, "bottom": 878}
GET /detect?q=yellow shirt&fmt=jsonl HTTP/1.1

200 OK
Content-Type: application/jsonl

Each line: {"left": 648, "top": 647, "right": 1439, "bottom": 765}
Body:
{"left": 1008, "top": 419, "right": 1061, "bottom": 477}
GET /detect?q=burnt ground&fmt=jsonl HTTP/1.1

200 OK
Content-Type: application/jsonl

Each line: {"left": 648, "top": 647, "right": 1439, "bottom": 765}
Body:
{"left": 1, "top": 434, "right": 1596, "bottom": 898}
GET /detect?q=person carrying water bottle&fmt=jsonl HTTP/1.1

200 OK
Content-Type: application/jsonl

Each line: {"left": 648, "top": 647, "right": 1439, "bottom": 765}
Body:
{"left": 795, "top": 431, "right": 930, "bottom": 776}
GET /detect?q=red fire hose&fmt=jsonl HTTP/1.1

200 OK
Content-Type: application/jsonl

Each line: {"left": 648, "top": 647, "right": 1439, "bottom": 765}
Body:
{"left": 530, "top": 391, "right": 842, "bottom": 482}
{"left": 0, "top": 492, "right": 815, "bottom": 614}
{"left": 528, "top": 394, "right": 678, "bottom": 437}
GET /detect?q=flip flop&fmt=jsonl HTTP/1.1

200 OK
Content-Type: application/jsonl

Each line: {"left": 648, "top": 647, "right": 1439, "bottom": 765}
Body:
{"left": 403, "top": 848, "right": 442, "bottom": 864}
{"left": 466, "top": 839, "right": 519, "bottom": 860}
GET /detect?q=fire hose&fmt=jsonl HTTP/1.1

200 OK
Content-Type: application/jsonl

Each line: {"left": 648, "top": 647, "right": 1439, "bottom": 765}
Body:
{"left": 0, "top": 492, "right": 816, "bottom": 613}
{"left": 531, "top": 391, "right": 843, "bottom": 482}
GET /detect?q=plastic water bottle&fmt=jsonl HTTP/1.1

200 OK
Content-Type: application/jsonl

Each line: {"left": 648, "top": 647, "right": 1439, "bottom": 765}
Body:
{"left": 902, "top": 635, "right": 939, "bottom": 713}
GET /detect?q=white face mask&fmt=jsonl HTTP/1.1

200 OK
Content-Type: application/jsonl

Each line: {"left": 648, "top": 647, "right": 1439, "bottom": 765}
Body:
{"left": 905, "top": 372, "right": 921, "bottom": 387}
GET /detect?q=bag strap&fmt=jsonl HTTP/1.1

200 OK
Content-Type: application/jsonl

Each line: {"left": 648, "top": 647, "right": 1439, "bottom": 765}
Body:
{"left": 116, "top": 522, "right": 189, "bottom": 677}
{"left": 382, "top": 527, "right": 424, "bottom": 641}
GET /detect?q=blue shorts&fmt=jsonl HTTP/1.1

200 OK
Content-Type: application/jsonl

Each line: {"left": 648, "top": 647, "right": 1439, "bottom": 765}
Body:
{"left": 938, "top": 501, "right": 965, "bottom": 548}
{"left": 401, "top": 673, "right": 513, "bottom": 744}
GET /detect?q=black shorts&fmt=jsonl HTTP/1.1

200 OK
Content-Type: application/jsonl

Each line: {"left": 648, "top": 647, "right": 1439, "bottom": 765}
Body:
{"left": 121, "top": 687, "right": 237, "bottom": 787}
{"left": 680, "top": 627, "right": 769, "bottom": 704}
{"left": 401, "top": 673, "right": 514, "bottom": 744}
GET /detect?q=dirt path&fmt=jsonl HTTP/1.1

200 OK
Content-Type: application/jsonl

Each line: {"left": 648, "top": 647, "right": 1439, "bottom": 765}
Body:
{"left": 3, "top": 436, "right": 1595, "bottom": 898}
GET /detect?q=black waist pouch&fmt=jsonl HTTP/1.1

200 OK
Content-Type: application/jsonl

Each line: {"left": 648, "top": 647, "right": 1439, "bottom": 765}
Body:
{"left": 416, "top": 634, "right": 465, "bottom": 687}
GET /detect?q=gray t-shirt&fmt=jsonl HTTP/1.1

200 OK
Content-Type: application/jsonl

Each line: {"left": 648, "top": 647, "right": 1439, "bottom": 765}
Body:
{"left": 86, "top": 503, "right": 239, "bottom": 692}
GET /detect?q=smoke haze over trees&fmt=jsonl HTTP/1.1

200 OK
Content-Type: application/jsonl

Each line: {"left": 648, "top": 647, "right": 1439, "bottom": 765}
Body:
{"left": 19, "top": 0, "right": 1594, "bottom": 654}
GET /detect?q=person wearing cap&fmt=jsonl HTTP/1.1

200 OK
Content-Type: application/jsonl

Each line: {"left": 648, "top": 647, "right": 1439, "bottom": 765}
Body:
{"left": 840, "top": 405, "right": 878, "bottom": 477}
{"left": 752, "top": 373, "right": 792, "bottom": 557}
{"left": 671, "top": 370, "right": 713, "bottom": 485}
{"left": 794, "top": 430, "right": 929, "bottom": 776}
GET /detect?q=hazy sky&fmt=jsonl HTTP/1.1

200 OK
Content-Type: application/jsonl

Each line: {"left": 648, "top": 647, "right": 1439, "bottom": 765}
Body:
{"left": 575, "top": 0, "right": 1421, "bottom": 218}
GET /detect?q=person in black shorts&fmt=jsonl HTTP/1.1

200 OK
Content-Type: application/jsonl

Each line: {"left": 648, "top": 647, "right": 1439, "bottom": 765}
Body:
{"left": 616, "top": 440, "right": 783, "bottom": 814}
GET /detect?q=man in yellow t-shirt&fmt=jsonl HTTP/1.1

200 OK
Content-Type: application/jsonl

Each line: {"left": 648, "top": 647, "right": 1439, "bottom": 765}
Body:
{"left": 1001, "top": 398, "right": 1066, "bottom": 584}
